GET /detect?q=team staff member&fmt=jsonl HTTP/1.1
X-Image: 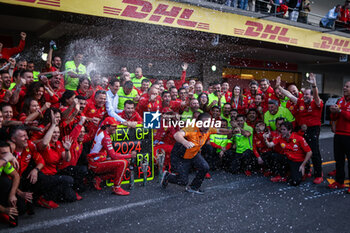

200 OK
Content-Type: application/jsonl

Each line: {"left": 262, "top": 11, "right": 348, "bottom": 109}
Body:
{"left": 266, "top": 122, "right": 312, "bottom": 186}
{"left": 64, "top": 51, "right": 87, "bottom": 91}
{"left": 88, "top": 117, "right": 136, "bottom": 196}
{"left": 161, "top": 113, "right": 232, "bottom": 194}
{"left": 329, "top": 81, "right": 350, "bottom": 191}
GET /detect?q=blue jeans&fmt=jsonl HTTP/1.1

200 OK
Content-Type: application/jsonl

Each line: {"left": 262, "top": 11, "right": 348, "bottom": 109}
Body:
{"left": 239, "top": 0, "right": 248, "bottom": 10}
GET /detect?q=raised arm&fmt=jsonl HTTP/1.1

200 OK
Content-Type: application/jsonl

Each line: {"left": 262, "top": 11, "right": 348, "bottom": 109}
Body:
{"left": 275, "top": 76, "right": 298, "bottom": 104}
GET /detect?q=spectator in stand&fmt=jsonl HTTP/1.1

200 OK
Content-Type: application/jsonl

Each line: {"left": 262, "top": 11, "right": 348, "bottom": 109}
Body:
{"left": 265, "top": 122, "right": 312, "bottom": 186}
{"left": 0, "top": 32, "right": 26, "bottom": 61}
{"left": 230, "top": 85, "right": 246, "bottom": 115}
{"left": 264, "top": 99, "right": 294, "bottom": 131}
{"left": 248, "top": 0, "right": 255, "bottom": 11}
{"left": 239, "top": 0, "right": 248, "bottom": 10}
{"left": 329, "top": 81, "right": 350, "bottom": 192}
{"left": 64, "top": 51, "right": 87, "bottom": 91}
{"left": 298, "top": 0, "right": 311, "bottom": 23}
{"left": 339, "top": 2, "right": 350, "bottom": 25}
{"left": 131, "top": 67, "right": 147, "bottom": 89}
{"left": 117, "top": 81, "right": 139, "bottom": 110}
{"left": 320, "top": 5, "right": 341, "bottom": 29}
{"left": 106, "top": 78, "right": 125, "bottom": 122}
{"left": 288, "top": 0, "right": 303, "bottom": 22}
{"left": 88, "top": 117, "right": 136, "bottom": 196}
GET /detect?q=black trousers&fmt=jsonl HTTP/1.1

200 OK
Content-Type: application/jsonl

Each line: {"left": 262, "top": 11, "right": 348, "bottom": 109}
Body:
{"left": 260, "top": 151, "right": 274, "bottom": 171}
{"left": 0, "top": 176, "right": 26, "bottom": 215}
{"left": 226, "top": 149, "right": 256, "bottom": 173}
{"left": 36, "top": 173, "right": 76, "bottom": 202}
{"left": 288, "top": 160, "right": 303, "bottom": 186}
{"left": 334, "top": 134, "right": 350, "bottom": 184}
{"left": 271, "top": 153, "right": 288, "bottom": 176}
{"left": 201, "top": 144, "right": 221, "bottom": 170}
{"left": 304, "top": 126, "right": 322, "bottom": 177}
{"left": 58, "top": 165, "right": 88, "bottom": 192}
{"left": 168, "top": 143, "right": 209, "bottom": 190}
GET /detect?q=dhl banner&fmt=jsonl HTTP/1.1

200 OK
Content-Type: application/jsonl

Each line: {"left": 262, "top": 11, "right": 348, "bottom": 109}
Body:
{"left": 3, "top": 0, "right": 350, "bottom": 54}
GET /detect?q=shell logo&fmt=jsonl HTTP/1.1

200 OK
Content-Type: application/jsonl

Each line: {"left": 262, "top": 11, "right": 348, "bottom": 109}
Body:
{"left": 289, "top": 106, "right": 294, "bottom": 111}
{"left": 299, "top": 106, "right": 305, "bottom": 111}
{"left": 293, "top": 139, "right": 296, "bottom": 143}
{"left": 280, "top": 143, "right": 286, "bottom": 148}
{"left": 91, "top": 109, "right": 96, "bottom": 113}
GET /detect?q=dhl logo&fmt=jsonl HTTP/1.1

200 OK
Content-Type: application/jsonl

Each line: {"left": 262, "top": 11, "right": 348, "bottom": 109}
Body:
{"left": 16, "top": 0, "right": 60, "bottom": 7}
{"left": 103, "top": 0, "right": 209, "bottom": 30}
{"left": 234, "top": 21, "right": 298, "bottom": 44}
{"left": 313, "top": 36, "right": 350, "bottom": 53}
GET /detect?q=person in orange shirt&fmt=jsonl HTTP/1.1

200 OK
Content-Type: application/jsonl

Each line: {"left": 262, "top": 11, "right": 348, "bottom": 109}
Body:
{"left": 161, "top": 113, "right": 232, "bottom": 194}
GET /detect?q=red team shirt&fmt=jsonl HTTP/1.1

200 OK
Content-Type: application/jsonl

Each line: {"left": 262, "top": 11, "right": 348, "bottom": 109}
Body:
{"left": 273, "top": 132, "right": 311, "bottom": 162}
{"left": 295, "top": 98, "right": 323, "bottom": 127}
{"left": 14, "top": 140, "right": 45, "bottom": 176}
{"left": 331, "top": 97, "right": 350, "bottom": 136}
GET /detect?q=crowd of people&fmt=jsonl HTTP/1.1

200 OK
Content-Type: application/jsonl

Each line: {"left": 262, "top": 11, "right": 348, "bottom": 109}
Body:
{"left": 0, "top": 31, "right": 350, "bottom": 228}
{"left": 211, "top": 0, "right": 350, "bottom": 30}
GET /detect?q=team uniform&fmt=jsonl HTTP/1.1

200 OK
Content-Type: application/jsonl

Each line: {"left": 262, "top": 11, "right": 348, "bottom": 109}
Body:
{"left": 272, "top": 132, "right": 312, "bottom": 186}
{"left": 88, "top": 117, "right": 131, "bottom": 194}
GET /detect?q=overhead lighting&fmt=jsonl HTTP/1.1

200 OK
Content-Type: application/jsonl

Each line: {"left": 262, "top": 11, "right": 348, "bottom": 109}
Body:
{"left": 41, "top": 53, "right": 48, "bottom": 61}
{"left": 211, "top": 65, "right": 216, "bottom": 72}
{"left": 240, "top": 74, "right": 254, "bottom": 79}
{"left": 305, "top": 73, "right": 309, "bottom": 78}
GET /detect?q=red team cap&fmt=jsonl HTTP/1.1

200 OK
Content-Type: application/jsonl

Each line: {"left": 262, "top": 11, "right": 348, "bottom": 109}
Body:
{"left": 101, "top": 117, "right": 119, "bottom": 127}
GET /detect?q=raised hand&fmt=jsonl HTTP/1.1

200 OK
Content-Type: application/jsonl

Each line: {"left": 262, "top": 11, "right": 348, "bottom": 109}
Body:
{"left": 20, "top": 32, "right": 27, "bottom": 40}
{"left": 181, "top": 62, "right": 188, "bottom": 71}
{"left": 62, "top": 136, "right": 73, "bottom": 151}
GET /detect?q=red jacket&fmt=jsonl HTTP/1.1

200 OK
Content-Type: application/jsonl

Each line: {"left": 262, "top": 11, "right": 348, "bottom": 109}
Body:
{"left": 272, "top": 132, "right": 311, "bottom": 162}
{"left": 0, "top": 40, "right": 25, "bottom": 60}
{"left": 14, "top": 140, "right": 45, "bottom": 176}
{"left": 331, "top": 97, "right": 350, "bottom": 136}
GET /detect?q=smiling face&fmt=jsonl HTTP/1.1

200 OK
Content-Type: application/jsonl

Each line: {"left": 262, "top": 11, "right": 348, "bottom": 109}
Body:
{"left": 51, "top": 126, "right": 60, "bottom": 143}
